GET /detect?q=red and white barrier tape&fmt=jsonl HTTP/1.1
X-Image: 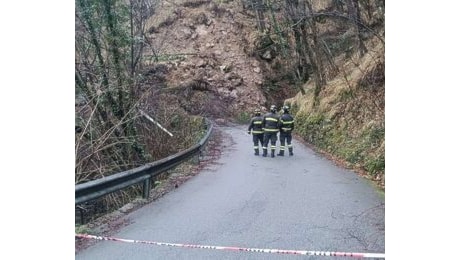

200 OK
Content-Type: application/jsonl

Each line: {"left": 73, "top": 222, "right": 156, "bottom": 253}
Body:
{"left": 76, "top": 234, "right": 385, "bottom": 258}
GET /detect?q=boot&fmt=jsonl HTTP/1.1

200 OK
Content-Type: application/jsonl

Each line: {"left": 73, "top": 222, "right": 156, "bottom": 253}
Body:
{"left": 262, "top": 149, "right": 267, "bottom": 157}
{"left": 277, "top": 150, "right": 284, "bottom": 156}
{"left": 288, "top": 147, "right": 293, "bottom": 156}
{"left": 271, "top": 150, "right": 275, "bottom": 158}
{"left": 254, "top": 149, "right": 259, "bottom": 156}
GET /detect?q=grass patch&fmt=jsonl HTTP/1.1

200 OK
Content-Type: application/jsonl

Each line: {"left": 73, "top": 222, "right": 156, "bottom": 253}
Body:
{"left": 364, "top": 155, "right": 385, "bottom": 176}
{"left": 339, "top": 88, "right": 354, "bottom": 102}
{"left": 75, "top": 224, "right": 91, "bottom": 234}
{"left": 235, "top": 111, "right": 251, "bottom": 124}
{"left": 295, "top": 110, "right": 385, "bottom": 178}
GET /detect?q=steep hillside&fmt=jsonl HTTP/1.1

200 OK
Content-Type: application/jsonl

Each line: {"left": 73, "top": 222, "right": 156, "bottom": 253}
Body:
{"left": 141, "top": 0, "right": 385, "bottom": 186}
{"left": 287, "top": 36, "right": 385, "bottom": 188}
{"left": 141, "top": 0, "right": 270, "bottom": 118}
{"left": 75, "top": 0, "right": 384, "bottom": 229}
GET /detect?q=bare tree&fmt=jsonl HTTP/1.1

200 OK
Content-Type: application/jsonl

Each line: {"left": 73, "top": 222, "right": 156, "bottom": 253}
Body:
{"left": 346, "top": 0, "right": 367, "bottom": 56}
{"left": 261, "top": 0, "right": 384, "bottom": 100}
{"left": 75, "top": 0, "right": 158, "bottom": 181}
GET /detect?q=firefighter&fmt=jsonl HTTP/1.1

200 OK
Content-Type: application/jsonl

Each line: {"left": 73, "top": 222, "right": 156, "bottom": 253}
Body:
{"left": 262, "top": 105, "right": 280, "bottom": 158}
{"left": 247, "top": 108, "right": 264, "bottom": 155}
{"left": 278, "top": 105, "right": 295, "bottom": 156}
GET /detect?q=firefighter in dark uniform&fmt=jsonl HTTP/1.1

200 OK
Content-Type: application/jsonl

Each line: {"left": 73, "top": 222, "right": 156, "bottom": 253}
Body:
{"left": 262, "top": 105, "right": 280, "bottom": 158}
{"left": 247, "top": 108, "right": 264, "bottom": 155}
{"left": 278, "top": 105, "right": 295, "bottom": 156}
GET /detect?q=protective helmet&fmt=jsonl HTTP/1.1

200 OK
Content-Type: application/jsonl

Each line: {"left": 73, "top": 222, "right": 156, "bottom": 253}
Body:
{"left": 254, "top": 108, "right": 261, "bottom": 115}
{"left": 270, "top": 105, "right": 277, "bottom": 113}
{"left": 282, "top": 105, "right": 290, "bottom": 113}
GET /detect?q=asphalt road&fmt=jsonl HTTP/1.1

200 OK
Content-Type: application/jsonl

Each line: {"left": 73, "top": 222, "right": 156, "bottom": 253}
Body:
{"left": 76, "top": 124, "right": 385, "bottom": 259}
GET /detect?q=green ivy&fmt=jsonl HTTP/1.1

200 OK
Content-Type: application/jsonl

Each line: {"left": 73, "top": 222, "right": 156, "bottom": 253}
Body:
{"left": 364, "top": 156, "right": 385, "bottom": 175}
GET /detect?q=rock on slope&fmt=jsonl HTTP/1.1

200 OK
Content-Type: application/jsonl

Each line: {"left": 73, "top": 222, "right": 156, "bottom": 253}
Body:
{"left": 143, "top": 0, "right": 268, "bottom": 117}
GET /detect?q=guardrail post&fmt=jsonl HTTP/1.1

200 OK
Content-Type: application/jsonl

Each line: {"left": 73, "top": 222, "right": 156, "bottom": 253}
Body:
{"left": 76, "top": 205, "right": 86, "bottom": 225}
{"left": 193, "top": 151, "right": 200, "bottom": 164}
{"left": 143, "top": 178, "right": 151, "bottom": 199}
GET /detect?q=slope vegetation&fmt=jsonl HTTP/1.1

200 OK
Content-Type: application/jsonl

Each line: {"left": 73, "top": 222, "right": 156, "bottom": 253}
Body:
{"left": 287, "top": 37, "right": 384, "bottom": 188}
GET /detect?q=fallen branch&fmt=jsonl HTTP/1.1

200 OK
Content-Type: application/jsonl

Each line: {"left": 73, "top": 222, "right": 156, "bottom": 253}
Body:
{"left": 139, "top": 109, "right": 173, "bottom": 137}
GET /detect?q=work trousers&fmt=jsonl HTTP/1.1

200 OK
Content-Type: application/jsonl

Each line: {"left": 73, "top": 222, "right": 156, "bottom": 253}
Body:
{"left": 279, "top": 131, "right": 293, "bottom": 155}
{"left": 252, "top": 134, "right": 264, "bottom": 155}
{"left": 262, "top": 132, "right": 278, "bottom": 157}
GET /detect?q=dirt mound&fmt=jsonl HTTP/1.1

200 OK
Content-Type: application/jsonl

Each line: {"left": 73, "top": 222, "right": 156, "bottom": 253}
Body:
{"left": 143, "top": 0, "right": 269, "bottom": 118}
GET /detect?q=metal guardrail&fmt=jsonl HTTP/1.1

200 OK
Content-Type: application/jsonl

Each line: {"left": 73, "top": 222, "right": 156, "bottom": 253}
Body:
{"left": 75, "top": 119, "right": 213, "bottom": 205}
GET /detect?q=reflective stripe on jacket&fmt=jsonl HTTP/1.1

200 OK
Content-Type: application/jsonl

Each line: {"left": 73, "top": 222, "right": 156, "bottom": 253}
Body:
{"left": 262, "top": 112, "right": 280, "bottom": 133}
{"left": 280, "top": 113, "right": 295, "bottom": 133}
{"left": 248, "top": 116, "right": 264, "bottom": 134}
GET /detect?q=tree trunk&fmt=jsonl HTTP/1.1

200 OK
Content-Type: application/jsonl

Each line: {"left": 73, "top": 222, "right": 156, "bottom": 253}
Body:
{"left": 346, "top": 0, "right": 367, "bottom": 56}
{"left": 305, "top": 0, "right": 325, "bottom": 102}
